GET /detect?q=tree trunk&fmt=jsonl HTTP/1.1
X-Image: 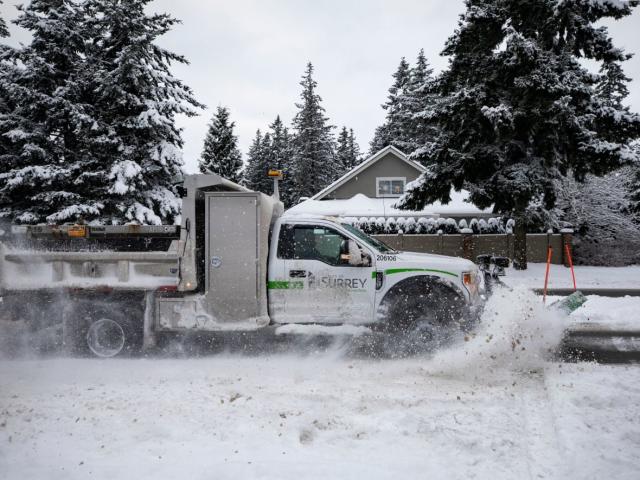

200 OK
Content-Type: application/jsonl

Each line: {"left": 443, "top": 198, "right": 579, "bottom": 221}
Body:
{"left": 513, "top": 220, "right": 527, "bottom": 270}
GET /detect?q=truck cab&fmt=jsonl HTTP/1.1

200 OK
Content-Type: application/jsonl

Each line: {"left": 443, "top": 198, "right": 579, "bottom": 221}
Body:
{"left": 267, "top": 214, "right": 481, "bottom": 328}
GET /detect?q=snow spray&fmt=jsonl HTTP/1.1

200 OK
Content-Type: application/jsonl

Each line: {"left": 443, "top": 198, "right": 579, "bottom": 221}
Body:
{"left": 426, "top": 286, "right": 569, "bottom": 377}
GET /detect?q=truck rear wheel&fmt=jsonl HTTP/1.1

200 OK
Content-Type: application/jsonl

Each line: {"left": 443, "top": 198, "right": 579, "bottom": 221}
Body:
{"left": 64, "top": 301, "right": 143, "bottom": 357}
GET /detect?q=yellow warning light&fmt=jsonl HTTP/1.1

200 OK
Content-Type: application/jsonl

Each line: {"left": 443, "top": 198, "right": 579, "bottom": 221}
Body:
{"left": 267, "top": 169, "right": 283, "bottom": 179}
{"left": 68, "top": 225, "right": 87, "bottom": 238}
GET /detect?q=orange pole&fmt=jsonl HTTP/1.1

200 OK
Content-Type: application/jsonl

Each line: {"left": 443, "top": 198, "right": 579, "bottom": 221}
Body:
{"left": 565, "top": 243, "right": 577, "bottom": 291}
{"left": 543, "top": 246, "right": 553, "bottom": 304}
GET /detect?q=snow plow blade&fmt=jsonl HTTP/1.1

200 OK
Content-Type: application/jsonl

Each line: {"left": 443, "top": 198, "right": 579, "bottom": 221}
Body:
{"left": 549, "top": 291, "right": 587, "bottom": 315}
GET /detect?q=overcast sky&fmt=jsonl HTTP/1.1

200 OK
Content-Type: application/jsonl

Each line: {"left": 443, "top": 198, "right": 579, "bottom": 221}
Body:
{"left": 2, "top": 0, "right": 639, "bottom": 173}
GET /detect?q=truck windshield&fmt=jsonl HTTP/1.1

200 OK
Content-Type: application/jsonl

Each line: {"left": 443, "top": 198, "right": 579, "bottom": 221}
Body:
{"left": 340, "top": 223, "right": 395, "bottom": 253}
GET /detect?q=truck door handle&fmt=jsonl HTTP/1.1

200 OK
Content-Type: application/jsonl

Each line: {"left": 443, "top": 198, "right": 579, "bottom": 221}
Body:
{"left": 289, "top": 270, "right": 307, "bottom": 278}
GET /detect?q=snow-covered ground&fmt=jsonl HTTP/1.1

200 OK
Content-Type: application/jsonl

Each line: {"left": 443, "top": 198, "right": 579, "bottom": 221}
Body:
{"left": 1, "top": 287, "right": 640, "bottom": 479}
{"left": 1, "top": 360, "right": 639, "bottom": 479}
{"left": 502, "top": 263, "right": 640, "bottom": 290}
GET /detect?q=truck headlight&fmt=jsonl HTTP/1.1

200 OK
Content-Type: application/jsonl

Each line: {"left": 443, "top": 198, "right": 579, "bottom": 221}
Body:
{"left": 462, "top": 271, "right": 479, "bottom": 296}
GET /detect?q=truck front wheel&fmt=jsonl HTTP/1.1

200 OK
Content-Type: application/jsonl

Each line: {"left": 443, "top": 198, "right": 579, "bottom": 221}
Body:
{"left": 376, "top": 277, "right": 467, "bottom": 355}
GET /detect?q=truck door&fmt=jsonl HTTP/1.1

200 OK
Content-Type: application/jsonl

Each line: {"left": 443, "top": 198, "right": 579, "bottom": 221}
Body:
{"left": 275, "top": 223, "right": 374, "bottom": 324}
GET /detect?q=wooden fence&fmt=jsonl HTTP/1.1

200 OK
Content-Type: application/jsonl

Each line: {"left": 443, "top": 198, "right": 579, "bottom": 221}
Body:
{"left": 372, "top": 232, "right": 573, "bottom": 265}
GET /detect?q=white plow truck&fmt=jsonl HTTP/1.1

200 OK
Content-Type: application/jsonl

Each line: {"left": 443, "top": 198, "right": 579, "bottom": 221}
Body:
{"left": 0, "top": 174, "right": 482, "bottom": 357}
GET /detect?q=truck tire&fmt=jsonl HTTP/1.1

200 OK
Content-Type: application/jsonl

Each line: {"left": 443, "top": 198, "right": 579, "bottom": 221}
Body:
{"left": 64, "top": 301, "right": 143, "bottom": 357}
{"left": 376, "top": 276, "right": 467, "bottom": 355}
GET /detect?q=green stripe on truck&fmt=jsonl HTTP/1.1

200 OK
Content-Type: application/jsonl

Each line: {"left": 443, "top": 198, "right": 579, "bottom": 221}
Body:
{"left": 267, "top": 280, "right": 304, "bottom": 289}
{"left": 373, "top": 268, "right": 459, "bottom": 279}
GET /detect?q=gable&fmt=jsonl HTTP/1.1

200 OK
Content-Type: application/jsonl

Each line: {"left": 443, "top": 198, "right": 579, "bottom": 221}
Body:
{"left": 323, "top": 152, "right": 422, "bottom": 200}
{"left": 311, "top": 146, "right": 425, "bottom": 200}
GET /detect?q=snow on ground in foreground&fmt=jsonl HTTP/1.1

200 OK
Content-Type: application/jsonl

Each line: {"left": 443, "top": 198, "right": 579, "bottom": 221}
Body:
{"left": 1, "top": 287, "right": 639, "bottom": 479}
{"left": 502, "top": 263, "right": 640, "bottom": 289}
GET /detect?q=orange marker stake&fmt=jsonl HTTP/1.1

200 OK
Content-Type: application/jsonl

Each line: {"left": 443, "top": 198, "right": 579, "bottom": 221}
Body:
{"left": 543, "top": 246, "right": 553, "bottom": 304}
{"left": 565, "top": 243, "right": 577, "bottom": 291}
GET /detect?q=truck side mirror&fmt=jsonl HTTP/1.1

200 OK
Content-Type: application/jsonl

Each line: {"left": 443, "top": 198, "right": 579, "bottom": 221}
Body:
{"left": 347, "top": 239, "right": 371, "bottom": 267}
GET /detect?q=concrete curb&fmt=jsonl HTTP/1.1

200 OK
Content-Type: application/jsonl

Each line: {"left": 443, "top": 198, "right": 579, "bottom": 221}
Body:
{"left": 534, "top": 288, "right": 640, "bottom": 297}
{"left": 560, "top": 322, "right": 640, "bottom": 363}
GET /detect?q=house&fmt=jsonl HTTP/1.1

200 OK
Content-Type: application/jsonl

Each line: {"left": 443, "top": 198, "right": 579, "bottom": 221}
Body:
{"left": 287, "top": 146, "right": 492, "bottom": 223}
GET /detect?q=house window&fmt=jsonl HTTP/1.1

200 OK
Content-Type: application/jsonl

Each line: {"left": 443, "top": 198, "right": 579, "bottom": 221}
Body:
{"left": 376, "top": 177, "right": 406, "bottom": 197}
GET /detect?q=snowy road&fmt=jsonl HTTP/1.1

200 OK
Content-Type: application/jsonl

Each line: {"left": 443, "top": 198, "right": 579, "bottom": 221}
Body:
{"left": 1, "top": 288, "right": 639, "bottom": 479}
{"left": 1, "top": 358, "right": 639, "bottom": 480}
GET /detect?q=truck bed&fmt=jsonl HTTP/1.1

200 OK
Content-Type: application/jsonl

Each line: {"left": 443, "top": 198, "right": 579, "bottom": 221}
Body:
{"left": 0, "top": 225, "right": 180, "bottom": 291}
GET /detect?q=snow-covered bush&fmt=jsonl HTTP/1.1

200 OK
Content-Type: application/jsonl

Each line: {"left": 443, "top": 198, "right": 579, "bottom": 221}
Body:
{"left": 404, "top": 217, "right": 417, "bottom": 234}
{"left": 555, "top": 170, "right": 640, "bottom": 266}
{"left": 385, "top": 217, "right": 397, "bottom": 233}
{"left": 345, "top": 216, "right": 519, "bottom": 236}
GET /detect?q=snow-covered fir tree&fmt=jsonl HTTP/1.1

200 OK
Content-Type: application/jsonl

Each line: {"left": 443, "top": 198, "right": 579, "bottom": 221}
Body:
{"left": 369, "top": 57, "right": 411, "bottom": 154}
{"left": 242, "top": 129, "right": 271, "bottom": 194}
{"left": 0, "top": 0, "right": 202, "bottom": 225}
{"left": 290, "top": 62, "right": 336, "bottom": 203}
{"left": 0, "top": 1, "right": 8, "bottom": 38}
{"left": 397, "top": 0, "right": 640, "bottom": 268}
{"left": 403, "top": 50, "right": 442, "bottom": 163}
{"left": 370, "top": 51, "right": 440, "bottom": 157}
{"left": 629, "top": 141, "right": 640, "bottom": 219}
{"left": 262, "top": 115, "right": 295, "bottom": 204}
{"left": 0, "top": 0, "right": 92, "bottom": 223}
{"left": 336, "top": 126, "right": 361, "bottom": 174}
{"left": 199, "top": 106, "right": 242, "bottom": 183}
{"left": 0, "top": 0, "right": 15, "bottom": 205}
{"left": 78, "top": 0, "right": 203, "bottom": 224}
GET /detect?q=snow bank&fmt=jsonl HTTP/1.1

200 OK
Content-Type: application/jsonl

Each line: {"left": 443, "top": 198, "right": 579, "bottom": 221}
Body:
{"left": 569, "top": 295, "right": 640, "bottom": 327}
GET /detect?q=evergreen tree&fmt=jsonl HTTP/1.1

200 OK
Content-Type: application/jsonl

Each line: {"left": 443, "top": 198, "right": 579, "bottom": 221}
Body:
{"left": 369, "top": 57, "right": 411, "bottom": 153}
{"left": 0, "top": 0, "right": 202, "bottom": 225}
{"left": 630, "top": 141, "right": 640, "bottom": 219}
{"left": 243, "top": 129, "right": 271, "bottom": 194}
{"left": 0, "top": 0, "right": 92, "bottom": 223}
{"left": 0, "top": 1, "right": 8, "bottom": 38}
{"left": 80, "top": 0, "right": 203, "bottom": 224}
{"left": 290, "top": 62, "right": 336, "bottom": 203}
{"left": 262, "top": 115, "right": 295, "bottom": 204}
{"left": 0, "top": 0, "right": 16, "bottom": 214}
{"left": 348, "top": 129, "right": 361, "bottom": 166}
{"left": 336, "top": 126, "right": 361, "bottom": 174}
{"left": 398, "top": 0, "right": 640, "bottom": 269}
{"left": 403, "top": 49, "right": 441, "bottom": 161}
{"left": 199, "top": 106, "right": 242, "bottom": 183}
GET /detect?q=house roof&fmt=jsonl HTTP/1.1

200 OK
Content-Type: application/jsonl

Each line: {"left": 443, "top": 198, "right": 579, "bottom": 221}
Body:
{"left": 311, "top": 145, "right": 426, "bottom": 200}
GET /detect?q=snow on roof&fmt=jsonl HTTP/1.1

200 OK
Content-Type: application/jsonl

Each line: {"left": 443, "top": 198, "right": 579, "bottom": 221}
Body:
{"left": 286, "top": 192, "right": 492, "bottom": 219}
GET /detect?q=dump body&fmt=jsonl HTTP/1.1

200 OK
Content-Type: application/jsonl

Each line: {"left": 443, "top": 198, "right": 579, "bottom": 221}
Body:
{"left": 0, "top": 174, "right": 282, "bottom": 341}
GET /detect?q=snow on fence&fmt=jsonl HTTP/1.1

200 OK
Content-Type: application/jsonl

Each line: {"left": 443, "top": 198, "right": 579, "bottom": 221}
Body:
{"left": 341, "top": 216, "right": 513, "bottom": 235}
